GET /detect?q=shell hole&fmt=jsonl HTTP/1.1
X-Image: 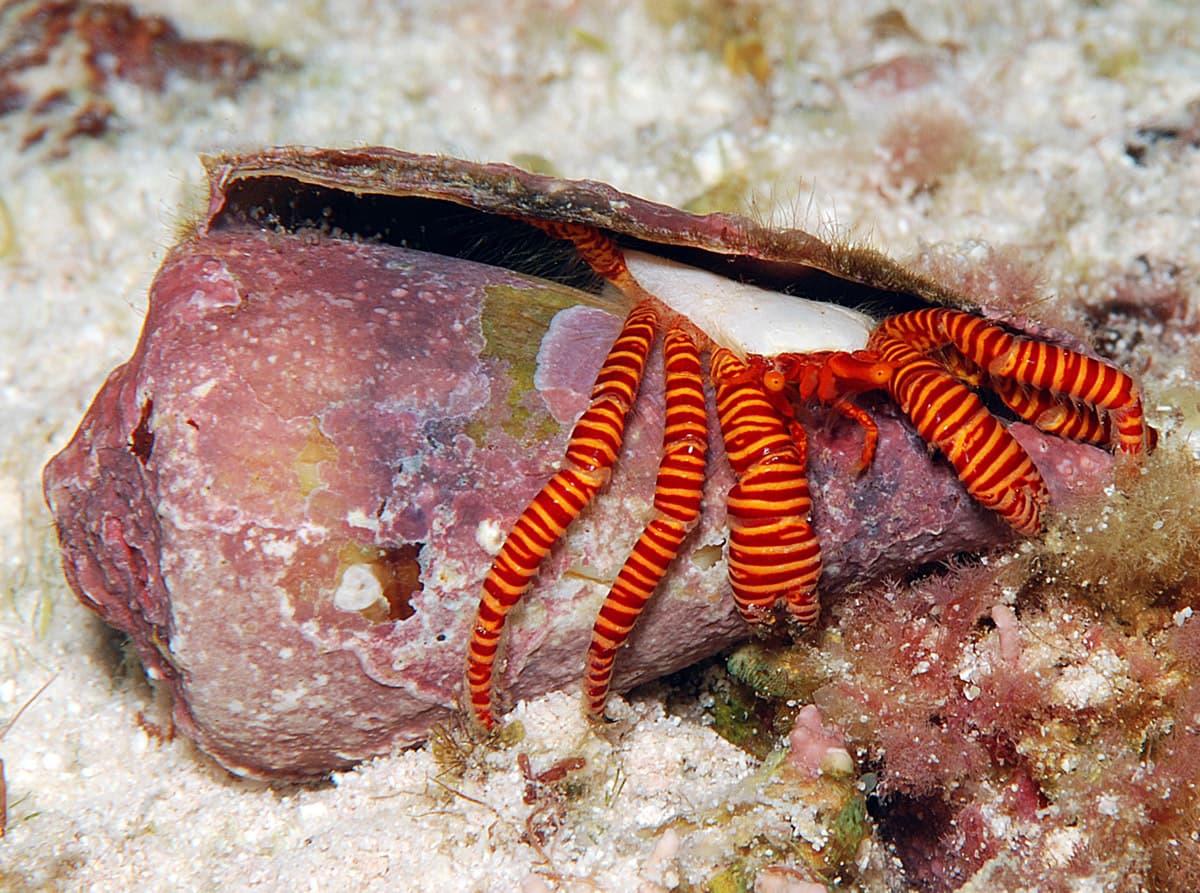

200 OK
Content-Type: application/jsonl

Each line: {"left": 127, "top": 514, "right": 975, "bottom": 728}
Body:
{"left": 337, "top": 542, "right": 424, "bottom": 623}
{"left": 129, "top": 398, "right": 154, "bottom": 465}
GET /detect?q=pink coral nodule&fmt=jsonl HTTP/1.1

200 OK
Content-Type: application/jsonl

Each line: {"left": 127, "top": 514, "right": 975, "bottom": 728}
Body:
{"left": 788, "top": 705, "right": 854, "bottom": 779}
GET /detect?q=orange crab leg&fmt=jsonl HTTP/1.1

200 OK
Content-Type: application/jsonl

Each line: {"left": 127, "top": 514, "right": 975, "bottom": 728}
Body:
{"left": 910, "top": 344, "right": 1117, "bottom": 446}
{"left": 583, "top": 327, "right": 707, "bottom": 717}
{"left": 758, "top": 365, "right": 812, "bottom": 457}
{"left": 870, "top": 333, "right": 1049, "bottom": 535}
{"left": 989, "top": 378, "right": 1115, "bottom": 446}
{"left": 712, "top": 348, "right": 822, "bottom": 626}
{"left": 829, "top": 398, "right": 880, "bottom": 473}
{"left": 466, "top": 221, "right": 661, "bottom": 729}
{"left": 873, "top": 308, "right": 1151, "bottom": 454}
{"left": 466, "top": 300, "right": 657, "bottom": 728}
{"left": 521, "top": 218, "right": 652, "bottom": 298}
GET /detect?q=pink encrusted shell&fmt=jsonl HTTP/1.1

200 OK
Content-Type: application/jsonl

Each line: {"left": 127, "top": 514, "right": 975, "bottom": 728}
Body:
{"left": 42, "top": 147, "right": 1111, "bottom": 779}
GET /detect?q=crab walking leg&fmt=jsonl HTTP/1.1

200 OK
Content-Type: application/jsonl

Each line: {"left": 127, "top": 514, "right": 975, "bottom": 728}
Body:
{"left": 922, "top": 346, "right": 1118, "bottom": 448}
{"left": 466, "top": 302, "right": 658, "bottom": 729}
{"left": 522, "top": 218, "right": 654, "bottom": 299}
{"left": 871, "top": 334, "right": 1049, "bottom": 535}
{"left": 989, "top": 377, "right": 1115, "bottom": 445}
{"left": 583, "top": 327, "right": 708, "bottom": 717}
{"left": 711, "top": 348, "right": 822, "bottom": 626}
{"left": 874, "top": 308, "right": 1151, "bottom": 454}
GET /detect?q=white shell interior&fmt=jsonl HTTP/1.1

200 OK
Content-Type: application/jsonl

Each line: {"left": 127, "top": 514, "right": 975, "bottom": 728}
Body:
{"left": 623, "top": 250, "right": 875, "bottom": 356}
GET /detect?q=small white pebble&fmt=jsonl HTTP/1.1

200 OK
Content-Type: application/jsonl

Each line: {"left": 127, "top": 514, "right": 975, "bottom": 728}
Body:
{"left": 820, "top": 747, "right": 855, "bottom": 776}
{"left": 476, "top": 518, "right": 504, "bottom": 554}
{"left": 332, "top": 564, "right": 384, "bottom": 612}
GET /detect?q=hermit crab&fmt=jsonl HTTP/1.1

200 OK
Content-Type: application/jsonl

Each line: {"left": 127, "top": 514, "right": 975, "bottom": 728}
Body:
{"left": 44, "top": 147, "right": 1152, "bottom": 777}
{"left": 460, "top": 184, "right": 1153, "bottom": 730}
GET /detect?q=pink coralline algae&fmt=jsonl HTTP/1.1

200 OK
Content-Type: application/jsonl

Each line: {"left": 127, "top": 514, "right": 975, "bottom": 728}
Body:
{"left": 43, "top": 148, "right": 1117, "bottom": 779}
{"left": 787, "top": 705, "right": 853, "bottom": 779}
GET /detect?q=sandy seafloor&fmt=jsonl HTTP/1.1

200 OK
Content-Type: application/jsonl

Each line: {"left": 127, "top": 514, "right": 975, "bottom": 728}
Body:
{"left": 3, "top": 2, "right": 1200, "bottom": 891}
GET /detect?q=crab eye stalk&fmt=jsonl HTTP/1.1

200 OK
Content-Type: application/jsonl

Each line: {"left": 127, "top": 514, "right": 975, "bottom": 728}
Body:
{"left": 762, "top": 370, "right": 788, "bottom": 394}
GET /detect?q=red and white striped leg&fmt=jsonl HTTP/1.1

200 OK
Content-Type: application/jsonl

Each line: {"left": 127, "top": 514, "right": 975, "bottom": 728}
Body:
{"left": 583, "top": 327, "right": 708, "bottom": 718}
{"left": 869, "top": 332, "right": 1049, "bottom": 535}
{"left": 711, "top": 348, "right": 822, "bottom": 626}
{"left": 466, "top": 301, "right": 658, "bottom": 729}
{"left": 872, "top": 308, "right": 1152, "bottom": 454}
{"left": 990, "top": 377, "right": 1115, "bottom": 447}
{"left": 466, "top": 221, "right": 664, "bottom": 729}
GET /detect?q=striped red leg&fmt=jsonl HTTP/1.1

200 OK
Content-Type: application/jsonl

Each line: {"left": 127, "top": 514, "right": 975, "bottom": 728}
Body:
{"left": 583, "top": 327, "right": 708, "bottom": 717}
{"left": 711, "top": 348, "right": 822, "bottom": 626}
{"left": 869, "top": 332, "right": 1048, "bottom": 535}
{"left": 520, "top": 218, "right": 654, "bottom": 301}
{"left": 989, "top": 377, "right": 1115, "bottom": 446}
{"left": 466, "top": 221, "right": 665, "bottom": 729}
{"left": 466, "top": 301, "right": 658, "bottom": 728}
{"left": 919, "top": 344, "right": 1117, "bottom": 447}
{"left": 874, "top": 308, "right": 1152, "bottom": 454}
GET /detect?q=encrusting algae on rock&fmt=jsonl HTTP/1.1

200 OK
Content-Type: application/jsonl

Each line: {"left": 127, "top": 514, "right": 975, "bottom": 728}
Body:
{"left": 715, "top": 444, "right": 1200, "bottom": 892}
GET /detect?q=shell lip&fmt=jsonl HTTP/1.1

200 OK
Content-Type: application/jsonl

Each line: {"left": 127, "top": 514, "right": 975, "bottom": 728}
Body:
{"left": 202, "top": 145, "right": 969, "bottom": 317}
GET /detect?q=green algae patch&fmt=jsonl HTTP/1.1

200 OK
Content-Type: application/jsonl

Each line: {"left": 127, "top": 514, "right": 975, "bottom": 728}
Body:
{"left": 476, "top": 281, "right": 601, "bottom": 444}
{"left": 726, "top": 639, "right": 837, "bottom": 703}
